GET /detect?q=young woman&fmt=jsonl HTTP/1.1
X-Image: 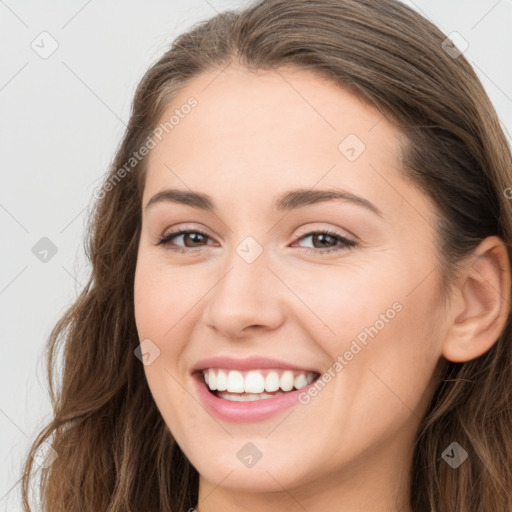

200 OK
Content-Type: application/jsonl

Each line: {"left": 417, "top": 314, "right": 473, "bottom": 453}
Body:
{"left": 22, "top": 1, "right": 512, "bottom": 511}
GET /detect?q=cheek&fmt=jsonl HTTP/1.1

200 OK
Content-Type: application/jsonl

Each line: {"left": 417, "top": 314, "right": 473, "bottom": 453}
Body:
{"left": 133, "top": 257, "right": 204, "bottom": 343}
{"left": 310, "top": 255, "right": 442, "bottom": 357}
{"left": 336, "top": 279, "right": 443, "bottom": 425}
{"left": 303, "top": 260, "right": 443, "bottom": 418}
{"left": 134, "top": 259, "right": 202, "bottom": 442}
{"left": 287, "top": 261, "right": 407, "bottom": 349}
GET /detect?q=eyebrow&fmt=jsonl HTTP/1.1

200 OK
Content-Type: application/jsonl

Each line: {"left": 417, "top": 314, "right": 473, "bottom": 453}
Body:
{"left": 144, "top": 187, "right": 382, "bottom": 217}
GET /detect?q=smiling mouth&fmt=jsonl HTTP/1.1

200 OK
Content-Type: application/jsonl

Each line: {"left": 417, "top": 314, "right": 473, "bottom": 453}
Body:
{"left": 199, "top": 368, "right": 321, "bottom": 402}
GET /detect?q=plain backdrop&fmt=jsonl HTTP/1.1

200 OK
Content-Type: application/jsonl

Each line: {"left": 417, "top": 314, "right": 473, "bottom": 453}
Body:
{"left": 1, "top": 0, "right": 511, "bottom": 510}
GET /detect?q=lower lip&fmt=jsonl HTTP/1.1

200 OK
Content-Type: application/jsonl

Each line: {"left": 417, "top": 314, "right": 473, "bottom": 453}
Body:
{"left": 192, "top": 373, "right": 316, "bottom": 423}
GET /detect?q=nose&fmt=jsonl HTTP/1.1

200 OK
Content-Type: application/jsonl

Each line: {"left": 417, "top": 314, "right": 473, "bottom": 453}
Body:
{"left": 202, "top": 246, "right": 286, "bottom": 339}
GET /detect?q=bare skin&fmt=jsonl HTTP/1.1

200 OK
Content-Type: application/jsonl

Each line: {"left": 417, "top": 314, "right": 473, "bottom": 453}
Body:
{"left": 133, "top": 65, "right": 510, "bottom": 512}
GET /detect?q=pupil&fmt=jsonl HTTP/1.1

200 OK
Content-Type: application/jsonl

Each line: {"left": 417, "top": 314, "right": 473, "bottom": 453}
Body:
{"left": 315, "top": 234, "right": 334, "bottom": 247}
{"left": 186, "top": 233, "right": 205, "bottom": 247}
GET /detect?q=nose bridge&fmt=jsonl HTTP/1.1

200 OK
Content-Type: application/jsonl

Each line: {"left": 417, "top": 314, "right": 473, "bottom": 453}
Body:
{"left": 215, "top": 237, "right": 272, "bottom": 308}
{"left": 203, "top": 235, "right": 284, "bottom": 336}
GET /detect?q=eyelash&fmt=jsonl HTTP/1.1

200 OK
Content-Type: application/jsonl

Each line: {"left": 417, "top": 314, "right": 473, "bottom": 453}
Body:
{"left": 156, "top": 228, "right": 357, "bottom": 255}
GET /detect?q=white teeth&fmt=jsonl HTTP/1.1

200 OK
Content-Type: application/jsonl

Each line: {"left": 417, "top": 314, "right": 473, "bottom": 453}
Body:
{"left": 280, "top": 370, "right": 294, "bottom": 391}
{"left": 202, "top": 368, "right": 317, "bottom": 395}
{"left": 294, "top": 373, "right": 308, "bottom": 390}
{"left": 244, "top": 371, "right": 265, "bottom": 393}
{"left": 265, "top": 371, "right": 280, "bottom": 392}
{"left": 216, "top": 369, "right": 227, "bottom": 391}
{"left": 217, "top": 391, "right": 286, "bottom": 402}
{"left": 226, "top": 370, "right": 245, "bottom": 393}
{"left": 208, "top": 368, "right": 216, "bottom": 390}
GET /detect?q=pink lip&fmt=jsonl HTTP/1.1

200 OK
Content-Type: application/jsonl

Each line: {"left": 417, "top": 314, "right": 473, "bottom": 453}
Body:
{"left": 192, "top": 372, "right": 319, "bottom": 423}
{"left": 191, "top": 356, "right": 318, "bottom": 373}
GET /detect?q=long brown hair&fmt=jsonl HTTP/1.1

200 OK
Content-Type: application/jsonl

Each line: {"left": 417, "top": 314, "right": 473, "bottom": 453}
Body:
{"left": 21, "top": 1, "right": 512, "bottom": 510}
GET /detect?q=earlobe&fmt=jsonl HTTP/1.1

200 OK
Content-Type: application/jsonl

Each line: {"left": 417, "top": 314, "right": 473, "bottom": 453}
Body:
{"left": 442, "top": 236, "right": 511, "bottom": 363}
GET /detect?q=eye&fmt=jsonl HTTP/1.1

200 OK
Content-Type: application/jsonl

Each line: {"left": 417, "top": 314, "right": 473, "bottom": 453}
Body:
{"left": 156, "top": 229, "right": 215, "bottom": 253}
{"left": 293, "top": 230, "right": 357, "bottom": 255}
{"left": 156, "top": 228, "right": 357, "bottom": 255}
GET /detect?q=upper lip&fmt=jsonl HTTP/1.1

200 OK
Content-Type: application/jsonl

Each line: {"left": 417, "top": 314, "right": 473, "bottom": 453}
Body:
{"left": 191, "top": 356, "right": 320, "bottom": 374}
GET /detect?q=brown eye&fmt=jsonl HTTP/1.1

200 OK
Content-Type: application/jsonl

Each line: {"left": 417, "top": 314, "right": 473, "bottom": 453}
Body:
{"left": 295, "top": 230, "right": 357, "bottom": 255}
{"left": 310, "top": 233, "right": 339, "bottom": 248}
{"left": 180, "top": 232, "right": 208, "bottom": 247}
{"left": 157, "top": 229, "right": 213, "bottom": 252}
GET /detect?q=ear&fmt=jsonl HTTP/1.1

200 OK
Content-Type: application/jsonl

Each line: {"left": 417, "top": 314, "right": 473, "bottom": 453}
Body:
{"left": 442, "top": 236, "right": 511, "bottom": 363}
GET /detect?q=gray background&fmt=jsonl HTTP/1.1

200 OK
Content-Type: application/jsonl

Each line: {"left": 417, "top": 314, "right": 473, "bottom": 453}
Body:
{"left": 1, "top": 0, "right": 511, "bottom": 509}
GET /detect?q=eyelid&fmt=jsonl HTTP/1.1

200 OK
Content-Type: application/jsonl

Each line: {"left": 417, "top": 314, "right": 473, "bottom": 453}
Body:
{"left": 160, "top": 223, "right": 217, "bottom": 240}
{"left": 294, "top": 223, "right": 356, "bottom": 241}
{"left": 158, "top": 223, "right": 354, "bottom": 244}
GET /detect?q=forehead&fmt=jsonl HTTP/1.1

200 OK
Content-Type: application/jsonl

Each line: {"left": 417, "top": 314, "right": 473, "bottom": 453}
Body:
{"left": 143, "top": 65, "right": 420, "bottom": 220}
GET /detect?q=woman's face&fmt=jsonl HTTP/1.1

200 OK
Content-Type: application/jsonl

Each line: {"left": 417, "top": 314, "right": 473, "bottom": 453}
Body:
{"left": 134, "top": 66, "right": 448, "bottom": 504}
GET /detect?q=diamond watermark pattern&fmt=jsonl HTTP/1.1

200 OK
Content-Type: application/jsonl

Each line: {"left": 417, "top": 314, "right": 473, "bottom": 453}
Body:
{"left": 441, "top": 441, "right": 468, "bottom": 468}
{"left": 237, "top": 442, "right": 263, "bottom": 468}
{"left": 32, "top": 440, "right": 58, "bottom": 468}
{"left": 338, "top": 133, "right": 366, "bottom": 161}
{"left": 442, "top": 32, "right": 469, "bottom": 59}
{"left": 236, "top": 236, "right": 263, "bottom": 264}
{"left": 134, "top": 338, "right": 161, "bottom": 366}
{"left": 32, "top": 237, "right": 58, "bottom": 263}
{"left": 31, "top": 31, "right": 59, "bottom": 59}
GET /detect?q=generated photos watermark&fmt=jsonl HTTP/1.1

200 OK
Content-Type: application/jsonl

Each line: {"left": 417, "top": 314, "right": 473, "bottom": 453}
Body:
{"left": 94, "top": 96, "right": 198, "bottom": 199}
{"left": 298, "top": 300, "right": 403, "bottom": 404}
